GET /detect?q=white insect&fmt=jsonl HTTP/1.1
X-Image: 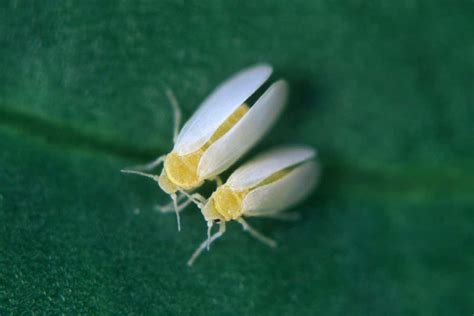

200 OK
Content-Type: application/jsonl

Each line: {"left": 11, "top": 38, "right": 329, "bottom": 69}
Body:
{"left": 187, "top": 145, "right": 319, "bottom": 266}
{"left": 122, "top": 64, "right": 288, "bottom": 231}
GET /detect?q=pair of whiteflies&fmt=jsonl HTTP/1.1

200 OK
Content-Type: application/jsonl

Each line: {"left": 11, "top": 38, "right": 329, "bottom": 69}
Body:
{"left": 122, "top": 64, "right": 320, "bottom": 266}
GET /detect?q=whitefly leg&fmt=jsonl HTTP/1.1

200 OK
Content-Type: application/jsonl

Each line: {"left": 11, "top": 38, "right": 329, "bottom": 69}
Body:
{"left": 175, "top": 198, "right": 194, "bottom": 213}
{"left": 171, "top": 193, "right": 181, "bottom": 232}
{"left": 191, "top": 193, "right": 207, "bottom": 208}
{"left": 165, "top": 87, "right": 182, "bottom": 143}
{"left": 237, "top": 217, "right": 277, "bottom": 248}
{"left": 156, "top": 198, "right": 193, "bottom": 214}
{"left": 120, "top": 169, "right": 160, "bottom": 183}
{"left": 122, "top": 155, "right": 165, "bottom": 172}
{"left": 179, "top": 190, "right": 207, "bottom": 209}
{"left": 156, "top": 193, "right": 187, "bottom": 212}
{"left": 158, "top": 191, "right": 207, "bottom": 213}
{"left": 187, "top": 221, "right": 226, "bottom": 266}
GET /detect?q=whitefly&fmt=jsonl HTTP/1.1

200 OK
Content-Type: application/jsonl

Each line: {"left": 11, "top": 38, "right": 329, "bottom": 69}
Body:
{"left": 187, "top": 145, "right": 319, "bottom": 266}
{"left": 122, "top": 64, "right": 288, "bottom": 231}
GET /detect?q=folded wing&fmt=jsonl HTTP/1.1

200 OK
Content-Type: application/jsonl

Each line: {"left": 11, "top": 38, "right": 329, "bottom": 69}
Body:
{"left": 174, "top": 64, "right": 272, "bottom": 155}
{"left": 242, "top": 160, "right": 319, "bottom": 216}
{"left": 226, "top": 145, "right": 316, "bottom": 190}
{"left": 197, "top": 80, "right": 288, "bottom": 179}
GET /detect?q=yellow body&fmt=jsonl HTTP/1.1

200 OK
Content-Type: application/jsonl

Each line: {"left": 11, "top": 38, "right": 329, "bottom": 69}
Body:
{"left": 206, "top": 185, "right": 249, "bottom": 221}
{"left": 159, "top": 104, "right": 249, "bottom": 193}
{"left": 202, "top": 168, "right": 292, "bottom": 222}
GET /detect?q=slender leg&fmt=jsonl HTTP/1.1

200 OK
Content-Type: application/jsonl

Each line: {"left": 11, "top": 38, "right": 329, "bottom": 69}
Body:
{"left": 237, "top": 217, "right": 277, "bottom": 248}
{"left": 250, "top": 211, "right": 301, "bottom": 221}
{"left": 171, "top": 193, "right": 181, "bottom": 232}
{"left": 206, "top": 221, "right": 213, "bottom": 250}
{"left": 187, "top": 222, "right": 226, "bottom": 266}
{"left": 156, "top": 192, "right": 186, "bottom": 212}
{"left": 120, "top": 169, "right": 160, "bottom": 183}
{"left": 165, "top": 87, "right": 182, "bottom": 143}
{"left": 158, "top": 190, "right": 207, "bottom": 213}
{"left": 179, "top": 190, "right": 207, "bottom": 208}
{"left": 121, "top": 155, "right": 165, "bottom": 172}
{"left": 191, "top": 193, "right": 207, "bottom": 208}
{"left": 156, "top": 198, "right": 193, "bottom": 214}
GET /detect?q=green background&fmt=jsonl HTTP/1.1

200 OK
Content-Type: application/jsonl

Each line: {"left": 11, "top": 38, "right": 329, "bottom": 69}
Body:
{"left": 1, "top": 1, "right": 473, "bottom": 315}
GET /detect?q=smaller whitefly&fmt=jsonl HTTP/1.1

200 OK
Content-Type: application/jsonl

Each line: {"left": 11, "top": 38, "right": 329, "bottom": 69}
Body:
{"left": 187, "top": 145, "right": 320, "bottom": 266}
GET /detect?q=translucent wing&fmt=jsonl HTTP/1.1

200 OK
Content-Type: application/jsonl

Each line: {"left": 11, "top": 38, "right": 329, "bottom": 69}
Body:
{"left": 173, "top": 64, "right": 273, "bottom": 155}
{"left": 226, "top": 145, "right": 316, "bottom": 190}
{"left": 197, "top": 80, "right": 288, "bottom": 179}
{"left": 242, "top": 160, "right": 319, "bottom": 216}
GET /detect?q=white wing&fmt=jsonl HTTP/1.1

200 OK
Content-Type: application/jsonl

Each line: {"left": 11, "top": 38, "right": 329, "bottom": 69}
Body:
{"left": 242, "top": 160, "right": 319, "bottom": 216}
{"left": 226, "top": 145, "right": 316, "bottom": 190}
{"left": 173, "top": 64, "right": 273, "bottom": 155}
{"left": 197, "top": 80, "right": 288, "bottom": 179}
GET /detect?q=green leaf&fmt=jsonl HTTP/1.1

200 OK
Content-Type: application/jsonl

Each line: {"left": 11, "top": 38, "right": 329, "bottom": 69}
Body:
{"left": 1, "top": 1, "right": 473, "bottom": 315}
